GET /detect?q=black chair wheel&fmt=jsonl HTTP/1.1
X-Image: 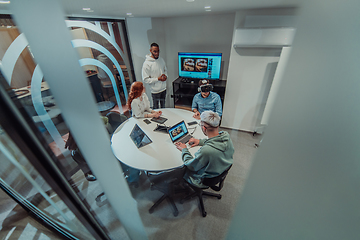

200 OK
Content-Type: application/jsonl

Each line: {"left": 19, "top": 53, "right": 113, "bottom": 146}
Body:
{"left": 202, "top": 211, "right": 207, "bottom": 217}
{"left": 174, "top": 211, "right": 179, "bottom": 217}
{"left": 217, "top": 195, "right": 222, "bottom": 199}
{"left": 149, "top": 208, "right": 154, "bottom": 214}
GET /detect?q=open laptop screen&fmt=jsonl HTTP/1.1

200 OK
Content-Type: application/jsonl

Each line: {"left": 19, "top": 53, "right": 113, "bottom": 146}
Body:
{"left": 130, "top": 124, "right": 152, "bottom": 148}
{"left": 168, "top": 121, "right": 188, "bottom": 142}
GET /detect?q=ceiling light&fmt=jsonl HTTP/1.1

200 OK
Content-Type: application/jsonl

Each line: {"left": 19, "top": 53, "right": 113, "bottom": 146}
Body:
{"left": 82, "top": 8, "right": 91, "bottom": 11}
{"left": 186, "top": 0, "right": 195, "bottom": 2}
{"left": 126, "top": 13, "right": 132, "bottom": 15}
{"left": 205, "top": 6, "right": 211, "bottom": 9}
{"left": 206, "top": 9, "right": 212, "bottom": 12}
{"left": 0, "top": 1, "right": 10, "bottom": 3}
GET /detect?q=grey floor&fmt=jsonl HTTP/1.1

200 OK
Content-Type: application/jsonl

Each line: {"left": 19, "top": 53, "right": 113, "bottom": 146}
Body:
{"left": 0, "top": 128, "right": 261, "bottom": 240}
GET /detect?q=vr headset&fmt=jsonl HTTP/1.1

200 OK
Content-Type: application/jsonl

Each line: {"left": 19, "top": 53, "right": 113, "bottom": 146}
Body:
{"left": 198, "top": 80, "right": 213, "bottom": 92}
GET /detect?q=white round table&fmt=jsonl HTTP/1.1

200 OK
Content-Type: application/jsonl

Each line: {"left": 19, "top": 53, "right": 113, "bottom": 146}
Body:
{"left": 110, "top": 108, "right": 206, "bottom": 171}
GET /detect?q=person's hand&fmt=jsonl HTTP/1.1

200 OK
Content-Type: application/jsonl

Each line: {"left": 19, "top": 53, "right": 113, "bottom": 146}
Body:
{"left": 188, "top": 138, "right": 200, "bottom": 147}
{"left": 158, "top": 75, "right": 166, "bottom": 81}
{"left": 175, "top": 142, "right": 187, "bottom": 151}
{"left": 154, "top": 111, "right": 162, "bottom": 118}
{"left": 158, "top": 110, "right": 162, "bottom": 115}
{"left": 193, "top": 111, "right": 200, "bottom": 120}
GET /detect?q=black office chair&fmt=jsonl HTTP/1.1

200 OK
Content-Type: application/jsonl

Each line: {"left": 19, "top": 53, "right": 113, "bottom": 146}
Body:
{"left": 95, "top": 112, "right": 129, "bottom": 203}
{"left": 71, "top": 149, "right": 96, "bottom": 181}
{"left": 181, "top": 165, "right": 232, "bottom": 217}
{"left": 147, "top": 166, "right": 187, "bottom": 217}
{"left": 88, "top": 74, "right": 105, "bottom": 102}
{"left": 106, "top": 111, "right": 128, "bottom": 134}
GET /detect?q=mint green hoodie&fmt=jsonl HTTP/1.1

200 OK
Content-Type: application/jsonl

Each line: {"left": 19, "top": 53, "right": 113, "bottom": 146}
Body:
{"left": 181, "top": 131, "right": 234, "bottom": 188}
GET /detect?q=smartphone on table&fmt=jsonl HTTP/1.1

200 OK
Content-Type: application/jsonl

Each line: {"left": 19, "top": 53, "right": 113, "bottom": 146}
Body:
{"left": 143, "top": 119, "right": 151, "bottom": 124}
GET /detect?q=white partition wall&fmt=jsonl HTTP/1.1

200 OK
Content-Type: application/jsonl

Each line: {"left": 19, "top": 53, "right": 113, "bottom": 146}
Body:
{"left": 227, "top": 0, "right": 360, "bottom": 239}
{"left": 222, "top": 10, "right": 297, "bottom": 132}
{"left": 261, "top": 46, "right": 292, "bottom": 125}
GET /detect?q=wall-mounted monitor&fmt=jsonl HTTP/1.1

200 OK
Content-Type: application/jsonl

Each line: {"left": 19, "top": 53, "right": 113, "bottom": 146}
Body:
{"left": 178, "top": 52, "right": 222, "bottom": 80}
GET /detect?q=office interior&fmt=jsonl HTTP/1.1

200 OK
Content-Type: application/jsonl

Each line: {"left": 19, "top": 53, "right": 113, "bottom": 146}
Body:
{"left": 0, "top": 0, "right": 359, "bottom": 239}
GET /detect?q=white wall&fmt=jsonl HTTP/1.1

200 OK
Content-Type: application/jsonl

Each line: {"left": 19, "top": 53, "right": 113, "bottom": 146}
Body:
{"left": 126, "top": 10, "right": 296, "bottom": 132}
{"left": 126, "top": 18, "right": 155, "bottom": 106}
{"left": 126, "top": 13, "right": 235, "bottom": 108}
{"left": 126, "top": 18, "right": 167, "bottom": 107}
{"left": 222, "top": 8, "right": 297, "bottom": 132}
{"left": 163, "top": 13, "right": 235, "bottom": 107}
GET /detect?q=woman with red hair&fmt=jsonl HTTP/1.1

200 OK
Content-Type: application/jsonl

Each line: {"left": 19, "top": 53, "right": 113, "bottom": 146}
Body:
{"left": 127, "top": 81, "right": 162, "bottom": 118}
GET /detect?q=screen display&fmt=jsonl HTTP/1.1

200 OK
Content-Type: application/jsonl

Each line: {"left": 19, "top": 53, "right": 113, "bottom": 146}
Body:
{"left": 130, "top": 124, "right": 152, "bottom": 148}
{"left": 168, "top": 121, "right": 188, "bottom": 142}
{"left": 178, "top": 52, "right": 222, "bottom": 80}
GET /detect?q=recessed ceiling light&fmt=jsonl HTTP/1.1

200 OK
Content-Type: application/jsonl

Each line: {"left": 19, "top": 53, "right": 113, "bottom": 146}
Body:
{"left": 186, "top": 0, "right": 195, "bottom": 2}
{"left": 0, "top": 1, "right": 10, "bottom": 4}
{"left": 205, "top": 6, "right": 211, "bottom": 9}
{"left": 126, "top": 13, "right": 132, "bottom": 15}
{"left": 82, "top": 8, "right": 91, "bottom": 11}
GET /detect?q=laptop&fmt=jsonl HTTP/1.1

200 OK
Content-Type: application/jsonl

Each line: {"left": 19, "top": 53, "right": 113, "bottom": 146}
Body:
{"left": 168, "top": 120, "right": 192, "bottom": 144}
{"left": 154, "top": 124, "right": 168, "bottom": 133}
{"left": 129, "top": 124, "right": 152, "bottom": 148}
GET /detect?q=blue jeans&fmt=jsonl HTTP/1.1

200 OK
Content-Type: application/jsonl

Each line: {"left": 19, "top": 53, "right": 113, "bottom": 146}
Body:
{"left": 152, "top": 90, "right": 166, "bottom": 109}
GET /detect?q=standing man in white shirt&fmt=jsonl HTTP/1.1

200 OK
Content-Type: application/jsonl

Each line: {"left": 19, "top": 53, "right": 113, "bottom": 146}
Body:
{"left": 142, "top": 43, "right": 168, "bottom": 109}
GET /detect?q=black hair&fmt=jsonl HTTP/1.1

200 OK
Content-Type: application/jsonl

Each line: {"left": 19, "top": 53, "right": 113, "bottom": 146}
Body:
{"left": 150, "top": 43, "right": 159, "bottom": 48}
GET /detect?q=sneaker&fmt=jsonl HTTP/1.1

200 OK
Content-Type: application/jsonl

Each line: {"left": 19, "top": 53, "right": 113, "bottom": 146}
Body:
{"left": 85, "top": 173, "right": 97, "bottom": 181}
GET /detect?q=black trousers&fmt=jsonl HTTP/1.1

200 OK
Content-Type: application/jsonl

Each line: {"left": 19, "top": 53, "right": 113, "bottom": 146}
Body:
{"left": 152, "top": 90, "right": 166, "bottom": 109}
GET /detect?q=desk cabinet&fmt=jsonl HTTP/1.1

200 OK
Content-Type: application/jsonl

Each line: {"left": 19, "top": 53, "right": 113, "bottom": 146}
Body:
{"left": 171, "top": 77, "right": 227, "bottom": 111}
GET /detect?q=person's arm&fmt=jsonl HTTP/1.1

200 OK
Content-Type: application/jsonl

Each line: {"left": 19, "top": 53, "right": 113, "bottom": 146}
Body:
{"left": 163, "top": 60, "right": 168, "bottom": 79}
{"left": 143, "top": 94, "right": 153, "bottom": 113}
{"left": 214, "top": 94, "right": 223, "bottom": 117}
{"left": 192, "top": 95, "right": 201, "bottom": 119}
{"left": 132, "top": 99, "right": 159, "bottom": 118}
{"left": 192, "top": 94, "right": 198, "bottom": 111}
{"left": 142, "top": 63, "right": 161, "bottom": 84}
{"left": 181, "top": 147, "right": 208, "bottom": 172}
{"left": 131, "top": 99, "right": 146, "bottom": 118}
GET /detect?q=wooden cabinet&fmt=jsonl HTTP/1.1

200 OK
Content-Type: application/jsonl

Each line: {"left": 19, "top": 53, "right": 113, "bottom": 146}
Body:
{"left": 172, "top": 78, "right": 227, "bottom": 111}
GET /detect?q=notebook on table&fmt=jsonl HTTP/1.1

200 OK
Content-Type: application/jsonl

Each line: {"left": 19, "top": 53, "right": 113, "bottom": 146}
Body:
{"left": 168, "top": 120, "right": 192, "bottom": 144}
{"left": 129, "top": 124, "right": 152, "bottom": 148}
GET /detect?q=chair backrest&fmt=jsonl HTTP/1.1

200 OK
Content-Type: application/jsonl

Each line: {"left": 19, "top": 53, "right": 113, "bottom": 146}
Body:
{"left": 106, "top": 112, "right": 128, "bottom": 133}
{"left": 202, "top": 165, "right": 232, "bottom": 191}
{"left": 88, "top": 75, "right": 104, "bottom": 102}
{"left": 147, "top": 166, "right": 186, "bottom": 186}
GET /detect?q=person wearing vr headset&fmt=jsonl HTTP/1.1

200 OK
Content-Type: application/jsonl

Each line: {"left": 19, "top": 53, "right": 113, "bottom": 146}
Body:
{"left": 192, "top": 79, "right": 223, "bottom": 120}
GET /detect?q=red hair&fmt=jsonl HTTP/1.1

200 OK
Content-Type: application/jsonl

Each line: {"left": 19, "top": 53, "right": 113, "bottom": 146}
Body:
{"left": 127, "top": 81, "right": 144, "bottom": 110}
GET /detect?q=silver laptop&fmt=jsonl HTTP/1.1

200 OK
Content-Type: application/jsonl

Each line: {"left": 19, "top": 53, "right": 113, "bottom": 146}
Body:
{"left": 168, "top": 120, "right": 192, "bottom": 144}
{"left": 129, "top": 124, "right": 152, "bottom": 148}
